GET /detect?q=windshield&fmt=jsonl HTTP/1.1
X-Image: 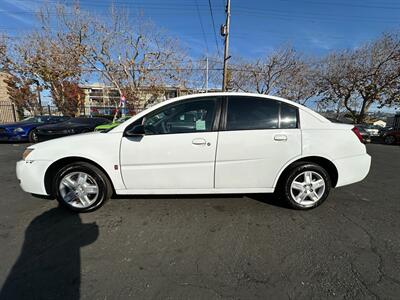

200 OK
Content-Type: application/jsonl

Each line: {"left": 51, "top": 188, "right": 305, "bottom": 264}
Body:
{"left": 63, "top": 118, "right": 101, "bottom": 125}
{"left": 19, "top": 117, "right": 45, "bottom": 124}
{"left": 102, "top": 117, "right": 141, "bottom": 133}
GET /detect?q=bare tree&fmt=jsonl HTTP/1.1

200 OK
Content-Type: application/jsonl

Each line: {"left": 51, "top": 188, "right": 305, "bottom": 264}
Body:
{"left": 315, "top": 50, "right": 360, "bottom": 122}
{"left": 1, "top": 3, "right": 86, "bottom": 116}
{"left": 229, "top": 47, "right": 299, "bottom": 95}
{"left": 354, "top": 33, "right": 400, "bottom": 122}
{"left": 50, "top": 81, "right": 85, "bottom": 116}
{"left": 5, "top": 75, "right": 37, "bottom": 118}
{"left": 276, "top": 58, "right": 318, "bottom": 105}
{"left": 1, "top": 36, "right": 38, "bottom": 117}
{"left": 67, "top": 7, "right": 191, "bottom": 112}
{"left": 316, "top": 32, "right": 400, "bottom": 123}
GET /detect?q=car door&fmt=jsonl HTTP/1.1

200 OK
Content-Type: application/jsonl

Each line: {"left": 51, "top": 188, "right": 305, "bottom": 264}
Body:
{"left": 120, "top": 97, "right": 221, "bottom": 191}
{"left": 215, "top": 96, "right": 302, "bottom": 190}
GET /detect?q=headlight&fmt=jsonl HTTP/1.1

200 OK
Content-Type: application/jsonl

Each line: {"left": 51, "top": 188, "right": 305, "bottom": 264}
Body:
{"left": 14, "top": 127, "right": 25, "bottom": 133}
{"left": 22, "top": 148, "right": 34, "bottom": 160}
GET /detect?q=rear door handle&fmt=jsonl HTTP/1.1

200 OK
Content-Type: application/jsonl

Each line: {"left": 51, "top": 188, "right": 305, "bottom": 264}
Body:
{"left": 192, "top": 138, "right": 207, "bottom": 146}
{"left": 274, "top": 134, "right": 287, "bottom": 141}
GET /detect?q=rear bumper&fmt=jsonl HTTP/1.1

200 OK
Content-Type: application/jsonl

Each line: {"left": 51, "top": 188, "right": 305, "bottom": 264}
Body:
{"left": 334, "top": 154, "right": 371, "bottom": 187}
{"left": 16, "top": 160, "right": 52, "bottom": 195}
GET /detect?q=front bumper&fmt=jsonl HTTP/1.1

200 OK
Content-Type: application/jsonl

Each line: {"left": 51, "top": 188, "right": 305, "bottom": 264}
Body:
{"left": 0, "top": 132, "right": 28, "bottom": 141}
{"left": 16, "top": 160, "right": 52, "bottom": 195}
{"left": 334, "top": 154, "right": 371, "bottom": 187}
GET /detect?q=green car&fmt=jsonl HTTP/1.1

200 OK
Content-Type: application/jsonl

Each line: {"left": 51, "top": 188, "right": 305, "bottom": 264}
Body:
{"left": 95, "top": 116, "right": 131, "bottom": 132}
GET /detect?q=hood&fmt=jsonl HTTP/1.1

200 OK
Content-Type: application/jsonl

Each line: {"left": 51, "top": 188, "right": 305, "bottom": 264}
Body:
{"left": 25, "top": 130, "right": 122, "bottom": 163}
{"left": 34, "top": 131, "right": 100, "bottom": 148}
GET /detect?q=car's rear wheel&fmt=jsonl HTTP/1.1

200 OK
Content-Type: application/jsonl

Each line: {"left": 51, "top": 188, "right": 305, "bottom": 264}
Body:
{"left": 281, "top": 163, "right": 331, "bottom": 209}
{"left": 53, "top": 162, "right": 112, "bottom": 212}
{"left": 28, "top": 129, "right": 38, "bottom": 143}
{"left": 384, "top": 135, "right": 395, "bottom": 145}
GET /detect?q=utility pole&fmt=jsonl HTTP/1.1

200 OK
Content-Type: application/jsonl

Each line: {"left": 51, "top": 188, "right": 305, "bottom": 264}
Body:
{"left": 205, "top": 56, "right": 209, "bottom": 92}
{"left": 221, "top": 0, "right": 231, "bottom": 92}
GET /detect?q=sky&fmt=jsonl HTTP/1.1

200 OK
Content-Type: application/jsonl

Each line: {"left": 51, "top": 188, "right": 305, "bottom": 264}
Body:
{"left": 0, "top": 0, "right": 399, "bottom": 112}
{"left": 0, "top": 0, "right": 399, "bottom": 59}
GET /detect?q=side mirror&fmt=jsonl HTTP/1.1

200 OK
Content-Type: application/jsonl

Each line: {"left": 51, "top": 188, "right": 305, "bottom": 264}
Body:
{"left": 125, "top": 124, "right": 145, "bottom": 137}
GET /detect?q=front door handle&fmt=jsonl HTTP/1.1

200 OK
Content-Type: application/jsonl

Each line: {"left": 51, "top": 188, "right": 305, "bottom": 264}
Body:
{"left": 274, "top": 134, "right": 287, "bottom": 141}
{"left": 192, "top": 138, "right": 207, "bottom": 146}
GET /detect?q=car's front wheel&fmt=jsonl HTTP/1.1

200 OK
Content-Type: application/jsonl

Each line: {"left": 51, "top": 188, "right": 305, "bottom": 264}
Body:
{"left": 281, "top": 163, "right": 331, "bottom": 209}
{"left": 28, "top": 129, "right": 38, "bottom": 143}
{"left": 54, "top": 162, "right": 112, "bottom": 212}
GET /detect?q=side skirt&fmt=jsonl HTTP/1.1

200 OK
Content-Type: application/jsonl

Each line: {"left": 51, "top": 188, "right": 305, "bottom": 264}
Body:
{"left": 115, "top": 187, "right": 275, "bottom": 195}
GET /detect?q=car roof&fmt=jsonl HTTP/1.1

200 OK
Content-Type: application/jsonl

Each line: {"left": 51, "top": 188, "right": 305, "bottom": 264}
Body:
{"left": 110, "top": 92, "right": 330, "bottom": 133}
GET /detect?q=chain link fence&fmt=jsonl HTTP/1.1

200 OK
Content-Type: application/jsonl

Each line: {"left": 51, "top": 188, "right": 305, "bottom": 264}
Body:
{"left": 0, "top": 103, "right": 139, "bottom": 123}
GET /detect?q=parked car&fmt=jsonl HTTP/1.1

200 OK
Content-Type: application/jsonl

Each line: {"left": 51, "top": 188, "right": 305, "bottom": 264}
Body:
{"left": 382, "top": 128, "right": 400, "bottom": 145}
{"left": 17, "top": 93, "right": 371, "bottom": 212}
{"left": 0, "top": 116, "right": 70, "bottom": 142}
{"left": 354, "top": 125, "right": 371, "bottom": 143}
{"left": 379, "top": 126, "right": 393, "bottom": 136}
{"left": 94, "top": 116, "right": 132, "bottom": 132}
{"left": 35, "top": 117, "right": 110, "bottom": 142}
{"left": 363, "top": 125, "right": 380, "bottom": 136}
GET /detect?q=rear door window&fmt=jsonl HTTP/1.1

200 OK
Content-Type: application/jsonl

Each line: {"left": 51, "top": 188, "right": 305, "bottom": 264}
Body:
{"left": 226, "top": 96, "right": 279, "bottom": 130}
{"left": 280, "top": 102, "right": 298, "bottom": 129}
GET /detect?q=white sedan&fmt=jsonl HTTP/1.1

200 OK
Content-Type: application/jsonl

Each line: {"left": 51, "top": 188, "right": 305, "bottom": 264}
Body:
{"left": 17, "top": 93, "right": 371, "bottom": 212}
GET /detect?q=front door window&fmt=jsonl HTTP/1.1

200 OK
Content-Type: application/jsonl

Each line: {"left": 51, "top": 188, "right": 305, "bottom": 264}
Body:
{"left": 142, "top": 99, "right": 217, "bottom": 134}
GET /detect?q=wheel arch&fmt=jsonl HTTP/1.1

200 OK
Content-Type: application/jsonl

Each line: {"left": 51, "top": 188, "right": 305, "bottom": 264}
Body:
{"left": 274, "top": 156, "right": 339, "bottom": 189}
{"left": 44, "top": 156, "right": 115, "bottom": 196}
{"left": 27, "top": 127, "right": 38, "bottom": 141}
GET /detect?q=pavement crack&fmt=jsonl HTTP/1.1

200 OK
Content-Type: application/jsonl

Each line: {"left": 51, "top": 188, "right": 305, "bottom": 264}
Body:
{"left": 331, "top": 207, "right": 400, "bottom": 289}
{"left": 350, "top": 261, "right": 379, "bottom": 299}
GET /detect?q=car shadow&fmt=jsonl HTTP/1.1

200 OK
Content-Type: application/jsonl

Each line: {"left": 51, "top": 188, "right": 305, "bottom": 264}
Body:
{"left": 0, "top": 207, "right": 99, "bottom": 300}
{"left": 246, "top": 193, "right": 289, "bottom": 209}
{"left": 112, "top": 192, "right": 289, "bottom": 209}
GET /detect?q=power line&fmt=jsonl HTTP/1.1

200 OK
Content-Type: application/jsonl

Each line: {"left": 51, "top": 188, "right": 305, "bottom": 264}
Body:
{"left": 1, "top": 9, "right": 398, "bottom": 24}
{"left": 207, "top": 0, "right": 221, "bottom": 55}
{"left": 234, "top": 7, "right": 400, "bottom": 23}
{"left": 194, "top": 0, "right": 209, "bottom": 54}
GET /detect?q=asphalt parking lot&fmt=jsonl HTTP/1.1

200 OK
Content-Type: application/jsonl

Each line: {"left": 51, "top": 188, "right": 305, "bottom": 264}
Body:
{"left": 0, "top": 143, "right": 399, "bottom": 299}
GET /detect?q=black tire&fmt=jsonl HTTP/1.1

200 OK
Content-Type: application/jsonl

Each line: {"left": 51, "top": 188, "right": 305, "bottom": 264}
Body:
{"left": 28, "top": 129, "right": 38, "bottom": 143}
{"left": 384, "top": 135, "right": 395, "bottom": 145}
{"left": 279, "top": 162, "right": 331, "bottom": 210}
{"left": 53, "top": 162, "right": 112, "bottom": 213}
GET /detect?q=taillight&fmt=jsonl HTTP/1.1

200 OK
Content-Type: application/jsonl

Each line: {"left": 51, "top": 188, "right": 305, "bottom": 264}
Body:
{"left": 352, "top": 127, "right": 364, "bottom": 143}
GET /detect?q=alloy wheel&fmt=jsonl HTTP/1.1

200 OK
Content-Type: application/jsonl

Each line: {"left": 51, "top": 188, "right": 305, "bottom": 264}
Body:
{"left": 59, "top": 171, "right": 99, "bottom": 208}
{"left": 290, "top": 171, "right": 326, "bottom": 207}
